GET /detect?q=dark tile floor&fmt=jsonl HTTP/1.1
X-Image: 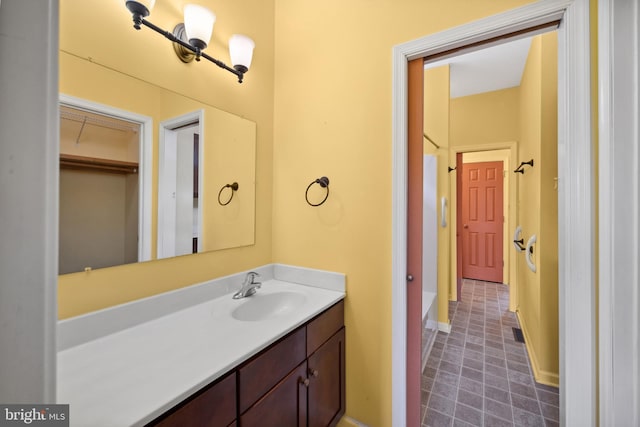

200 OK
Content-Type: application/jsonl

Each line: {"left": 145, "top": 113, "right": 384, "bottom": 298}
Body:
{"left": 421, "top": 279, "right": 560, "bottom": 427}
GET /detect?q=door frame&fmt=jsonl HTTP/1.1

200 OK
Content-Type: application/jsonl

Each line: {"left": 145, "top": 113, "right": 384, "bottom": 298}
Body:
{"left": 158, "top": 110, "right": 205, "bottom": 259}
{"left": 391, "top": 1, "right": 595, "bottom": 426}
{"left": 59, "top": 93, "right": 153, "bottom": 263}
{"left": 598, "top": 0, "right": 640, "bottom": 424}
{"left": 452, "top": 143, "right": 518, "bottom": 311}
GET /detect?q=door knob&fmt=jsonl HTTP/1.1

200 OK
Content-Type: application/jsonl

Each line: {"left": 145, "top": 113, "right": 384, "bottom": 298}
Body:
{"left": 463, "top": 224, "right": 469, "bottom": 229}
{"left": 309, "top": 368, "right": 319, "bottom": 377}
{"left": 300, "top": 378, "right": 310, "bottom": 387}
{"left": 407, "top": 274, "right": 414, "bottom": 281}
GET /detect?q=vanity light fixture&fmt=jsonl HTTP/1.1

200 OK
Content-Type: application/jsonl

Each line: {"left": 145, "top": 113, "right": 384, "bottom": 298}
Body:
{"left": 124, "top": 1, "right": 255, "bottom": 83}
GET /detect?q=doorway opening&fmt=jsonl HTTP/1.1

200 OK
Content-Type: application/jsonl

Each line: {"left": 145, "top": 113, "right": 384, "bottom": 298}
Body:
{"left": 394, "top": 2, "right": 596, "bottom": 426}
{"left": 58, "top": 94, "right": 153, "bottom": 273}
{"left": 419, "top": 27, "right": 563, "bottom": 423}
{"left": 158, "top": 110, "right": 205, "bottom": 259}
{"left": 453, "top": 146, "right": 518, "bottom": 311}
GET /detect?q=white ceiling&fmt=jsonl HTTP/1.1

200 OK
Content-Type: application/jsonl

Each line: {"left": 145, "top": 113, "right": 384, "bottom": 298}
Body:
{"left": 424, "top": 36, "right": 533, "bottom": 99}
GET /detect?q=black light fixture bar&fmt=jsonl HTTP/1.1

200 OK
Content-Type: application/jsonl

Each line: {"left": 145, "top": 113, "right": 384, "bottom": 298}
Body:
{"left": 137, "top": 18, "right": 245, "bottom": 83}
{"left": 126, "top": 1, "right": 248, "bottom": 83}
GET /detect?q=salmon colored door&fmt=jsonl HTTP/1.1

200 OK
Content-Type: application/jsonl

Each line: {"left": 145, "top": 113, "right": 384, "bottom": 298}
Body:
{"left": 405, "top": 58, "right": 424, "bottom": 427}
{"left": 461, "top": 161, "right": 504, "bottom": 283}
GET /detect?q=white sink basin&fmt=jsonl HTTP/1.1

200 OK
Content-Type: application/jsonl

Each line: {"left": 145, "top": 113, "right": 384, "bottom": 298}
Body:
{"left": 231, "top": 291, "right": 307, "bottom": 321}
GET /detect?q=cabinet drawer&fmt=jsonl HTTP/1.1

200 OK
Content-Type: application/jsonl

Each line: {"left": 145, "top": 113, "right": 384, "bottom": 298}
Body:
{"left": 150, "top": 371, "right": 236, "bottom": 427}
{"left": 307, "top": 300, "right": 344, "bottom": 356}
{"left": 238, "top": 327, "right": 306, "bottom": 413}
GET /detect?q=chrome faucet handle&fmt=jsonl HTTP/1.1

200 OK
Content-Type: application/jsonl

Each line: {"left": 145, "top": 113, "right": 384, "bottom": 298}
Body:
{"left": 246, "top": 271, "right": 261, "bottom": 282}
{"left": 244, "top": 271, "right": 261, "bottom": 287}
{"left": 233, "top": 271, "right": 262, "bottom": 299}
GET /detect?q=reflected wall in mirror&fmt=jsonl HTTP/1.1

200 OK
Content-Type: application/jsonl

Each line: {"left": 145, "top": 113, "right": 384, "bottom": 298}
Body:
{"left": 59, "top": 52, "right": 257, "bottom": 275}
{"left": 203, "top": 108, "right": 257, "bottom": 252}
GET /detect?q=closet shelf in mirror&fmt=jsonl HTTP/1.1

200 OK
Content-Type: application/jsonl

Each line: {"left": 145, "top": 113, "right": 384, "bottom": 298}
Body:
{"left": 60, "top": 154, "right": 138, "bottom": 174}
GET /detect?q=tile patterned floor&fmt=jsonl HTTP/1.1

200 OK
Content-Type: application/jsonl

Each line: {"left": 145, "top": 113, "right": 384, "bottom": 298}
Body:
{"left": 420, "top": 279, "right": 560, "bottom": 427}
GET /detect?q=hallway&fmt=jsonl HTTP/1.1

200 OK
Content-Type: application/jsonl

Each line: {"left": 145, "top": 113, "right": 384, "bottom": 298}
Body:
{"left": 421, "top": 280, "right": 560, "bottom": 426}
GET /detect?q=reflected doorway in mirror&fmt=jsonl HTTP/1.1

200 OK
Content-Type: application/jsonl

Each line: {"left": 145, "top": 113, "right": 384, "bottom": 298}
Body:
{"left": 58, "top": 95, "right": 153, "bottom": 274}
{"left": 158, "top": 111, "right": 204, "bottom": 259}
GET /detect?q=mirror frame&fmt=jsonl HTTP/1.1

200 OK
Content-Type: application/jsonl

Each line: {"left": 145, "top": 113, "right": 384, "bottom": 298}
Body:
{"left": 59, "top": 93, "right": 154, "bottom": 266}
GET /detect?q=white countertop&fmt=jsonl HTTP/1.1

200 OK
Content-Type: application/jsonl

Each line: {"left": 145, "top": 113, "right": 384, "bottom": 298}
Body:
{"left": 57, "top": 265, "right": 345, "bottom": 427}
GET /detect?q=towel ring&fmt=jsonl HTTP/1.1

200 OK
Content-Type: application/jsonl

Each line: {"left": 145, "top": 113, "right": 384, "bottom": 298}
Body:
{"left": 218, "top": 182, "right": 239, "bottom": 206}
{"left": 305, "top": 176, "right": 330, "bottom": 207}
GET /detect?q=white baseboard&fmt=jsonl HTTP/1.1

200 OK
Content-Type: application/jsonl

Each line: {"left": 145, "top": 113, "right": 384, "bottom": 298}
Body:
{"left": 340, "top": 416, "right": 370, "bottom": 427}
{"left": 438, "top": 321, "right": 451, "bottom": 333}
{"left": 426, "top": 319, "right": 438, "bottom": 330}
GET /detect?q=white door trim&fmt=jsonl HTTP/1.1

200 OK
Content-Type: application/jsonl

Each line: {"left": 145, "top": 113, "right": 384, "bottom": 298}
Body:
{"left": 59, "top": 94, "right": 153, "bottom": 263}
{"left": 391, "top": 1, "right": 595, "bottom": 426}
{"left": 0, "top": 0, "right": 59, "bottom": 402}
{"left": 598, "top": 0, "right": 640, "bottom": 425}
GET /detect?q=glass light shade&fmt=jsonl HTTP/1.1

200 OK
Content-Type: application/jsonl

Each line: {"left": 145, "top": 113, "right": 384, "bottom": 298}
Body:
{"left": 184, "top": 4, "right": 216, "bottom": 49}
{"left": 229, "top": 34, "right": 255, "bottom": 70}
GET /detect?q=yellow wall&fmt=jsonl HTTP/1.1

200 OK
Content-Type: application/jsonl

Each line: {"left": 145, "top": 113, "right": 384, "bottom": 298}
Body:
{"left": 447, "top": 31, "right": 560, "bottom": 388}
{"left": 424, "top": 65, "right": 451, "bottom": 322}
{"left": 272, "top": 1, "right": 536, "bottom": 425}
{"left": 516, "top": 34, "right": 542, "bottom": 372}
{"left": 450, "top": 87, "right": 520, "bottom": 147}
{"left": 204, "top": 112, "right": 257, "bottom": 252}
{"left": 57, "top": 0, "right": 275, "bottom": 317}
{"left": 516, "top": 32, "right": 559, "bottom": 386}
{"left": 60, "top": 111, "right": 139, "bottom": 162}
{"left": 449, "top": 86, "right": 520, "bottom": 305}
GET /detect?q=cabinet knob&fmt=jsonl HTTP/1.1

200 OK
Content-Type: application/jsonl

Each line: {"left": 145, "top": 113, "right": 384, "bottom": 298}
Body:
{"left": 309, "top": 369, "right": 319, "bottom": 378}
{"left": 300, "top": 378, "right": 310, "bottom": 387}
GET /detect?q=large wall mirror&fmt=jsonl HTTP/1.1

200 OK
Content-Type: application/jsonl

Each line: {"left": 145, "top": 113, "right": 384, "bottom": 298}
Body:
{"left": 58, "top": 56, "right": 257, "bottom": 275}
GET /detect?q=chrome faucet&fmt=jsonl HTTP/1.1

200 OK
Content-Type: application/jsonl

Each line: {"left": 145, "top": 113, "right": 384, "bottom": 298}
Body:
{"left": 233, "top": 272, "right": 262, "bottom": 299}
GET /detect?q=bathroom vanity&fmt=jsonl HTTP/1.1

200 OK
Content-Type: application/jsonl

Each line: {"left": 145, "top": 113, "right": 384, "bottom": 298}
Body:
{"left": 57, "top": 265, "right": 345, "bottom": 427}
{"left": 150, "top": 301, "right": 344, "bottom": 427}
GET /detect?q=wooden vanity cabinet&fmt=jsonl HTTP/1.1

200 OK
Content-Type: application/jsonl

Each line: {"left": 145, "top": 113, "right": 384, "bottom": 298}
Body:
{"left": 147, "top": 300, "right": 344, "bottom": 427}
{"left": 240, "top": 300, "right": 345, "bottom": 427}
{"left": 150, "top": 371, "right": 236, "bottom": 427}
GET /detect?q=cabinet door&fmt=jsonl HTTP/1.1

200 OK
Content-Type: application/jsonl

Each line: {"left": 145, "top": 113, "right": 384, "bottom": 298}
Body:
{"left": 240, "top": 361, "right": 308, "bottom": 427}
{"left": 307, "top": 328, "right": 345, "bottom": 427}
